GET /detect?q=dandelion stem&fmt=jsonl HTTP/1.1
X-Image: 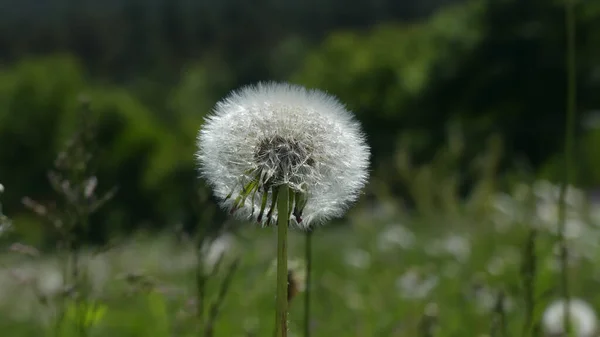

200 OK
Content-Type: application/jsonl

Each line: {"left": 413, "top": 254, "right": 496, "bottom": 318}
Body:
{"left": 275, "top": 184, "right": 289, "bottom": 337}
{"left": 303, "top": 226, "right": 313, "bottom": 337}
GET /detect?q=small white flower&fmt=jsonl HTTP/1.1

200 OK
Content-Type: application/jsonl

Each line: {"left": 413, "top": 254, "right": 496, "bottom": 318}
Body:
{"left": 36, "top": 267, "right": 63, "bottom": 298}
{"left": 86, "top": 255, "right": 111, "bottom": 294}
{"left": 442, "top": 235, "right": 471, "bottom": 262}
{"left": 426, "top": 234, "right": 471, "bottom": 262}
{"left": 492, "top": 192, "right": 517, "bottom": 217}
{"left": 196, "top": 82, "right": 370, "bottom": 228}
{"left": 542, "top": 298, "right": 598, "bottom": 337}
{"left": 343, "top": 248, "right": 371, "bottom": 269}
{"left": 533, "top": 180, "right": 585, "bottom": 207}
{"left": 396, "top": 269, "right": 438, "bottom": 300}
{"left": 203, "top": 234, "right": 235, "bottom": 269}
{"left": 377, "top": 224, "right": 416, "bottom": 251}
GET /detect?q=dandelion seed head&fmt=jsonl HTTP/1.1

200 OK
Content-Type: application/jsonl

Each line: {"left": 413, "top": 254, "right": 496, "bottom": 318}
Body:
{"left": 196, "top": 82, "right": 370, "bottom": 228}
{"left": 542, "top": 298, "right": 597, "bottom": 337}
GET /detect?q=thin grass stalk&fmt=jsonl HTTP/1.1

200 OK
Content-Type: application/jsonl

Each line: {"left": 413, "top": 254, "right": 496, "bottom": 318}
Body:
{"left": 275, "top": 185, "right": 289, "bottom": 337}
{"left": 491, "top": 290, "right": 507, "bottom": 337}
{"left": 204, "top": 258, "right": 240, "bottom": 337}
{"left": 196, "top": 228, "right": 208, "bottom": 334}
{"left": 521, "top": 229, "right": 538, "bottom": 337}
{"left": 558, "top": 0, "right": 577, "bottom": 334}
{"left": 304, "top": 226, "right": 313, "bottom": 337}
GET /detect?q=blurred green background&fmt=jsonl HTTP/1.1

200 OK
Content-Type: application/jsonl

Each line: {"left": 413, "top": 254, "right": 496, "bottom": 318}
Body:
{"left": 0, "top": 0, "right": 600, "bottom": 245}
{"left": 2, "top": 1, "right": 600, "bottom": 336}
{"left": 0, "top": 0, "right": 599, "bottom": 244}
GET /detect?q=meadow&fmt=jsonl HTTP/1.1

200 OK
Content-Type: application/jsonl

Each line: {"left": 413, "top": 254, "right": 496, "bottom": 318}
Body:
{"left": 1, "top": 175, "right": 599, "bottom": 337}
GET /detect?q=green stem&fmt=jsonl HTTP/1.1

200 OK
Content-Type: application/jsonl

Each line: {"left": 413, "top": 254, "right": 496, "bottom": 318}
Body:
{"left": 304, "top": 227, "right": 312, "bottom": 337}
{"left": 275, "top": 185, "right": 289, "bottom": 337}
{"left": 559, "top": 0, "right": 576, "bottom": 333}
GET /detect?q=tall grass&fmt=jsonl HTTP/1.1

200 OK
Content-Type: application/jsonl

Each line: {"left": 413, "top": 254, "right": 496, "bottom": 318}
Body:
{"left": 557, "top": 0, "right": 578, "bottom": 333}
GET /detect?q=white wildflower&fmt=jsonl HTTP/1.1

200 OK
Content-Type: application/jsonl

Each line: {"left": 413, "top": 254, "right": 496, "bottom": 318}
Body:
{"left": 396, "top": 268, "right": 438, "bottom": 300}
{"left": 35, "top": 267, "right": 63, "bottom": 298}
{"left": 492, "top": 192, "right": 518, "bottom": 217}
{"left": 542, "top": 298, "right": 597, "bottom": 337}
{"left": 533, "top": 180, "right": 585, "bottom": 207}
{"left": 442, "top": 234, "right": 471, "bottom": 262}
{"left": 426, "top": 234, "right": 471, "bottom": 262}
{"left": 196, "top": 82, "right": 370, "bottom": 228}
{"left": 203, "top": 234, "right": 235, "bottom": 269}
{"left": 377, "top": 224, "right": 416, "bottom": 251}
{"left": 343, "top": 248, "right": 371, "bottom": 269}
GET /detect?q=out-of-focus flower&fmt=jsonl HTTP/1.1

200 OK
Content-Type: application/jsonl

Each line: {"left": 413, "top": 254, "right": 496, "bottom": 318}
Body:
{"left": 287, "top": 259, "right": 306, "bottom": 302}
{"left": 426, "top": 234, "right": 471, "bottom": 262}
{"left": 542, "top": 298, "right": 597, "bottom": 337}
{"left": 344, "top": 249, "right": 371, "bottom": 269}
{"left": 533, "top": 180, "right": 585, "bottom": 207}
{"left": 202, "top": 234, "right": 236, "bottom": 270}
{"left": 396, "top": 268, "right": 439, "bottom": 300}
{"left": 377, "top": 224, "right": 416, "bottom": 251}
{"left": 35, "top": 267, "right": 63, "bottom": 298}
{"left": 196, "top": 82, "right": 370, "bottom": 229}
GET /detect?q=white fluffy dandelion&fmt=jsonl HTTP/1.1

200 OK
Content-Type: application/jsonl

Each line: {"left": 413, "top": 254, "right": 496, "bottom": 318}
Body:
{"left": 196, "top": 82, "right": 370, "bottom": 229}
{"left": 542, "top": 298, "right": 598, "bottom": 337}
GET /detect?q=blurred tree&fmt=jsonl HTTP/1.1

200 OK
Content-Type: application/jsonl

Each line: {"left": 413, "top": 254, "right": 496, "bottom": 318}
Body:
{"left": 0, "top": 0, "right": 461, "bottom": 83}
{"left": 293, "top": 0, "right": 600, "bottom": 194}
{"left": 293, "top": 1, "right": 484, "bottom": 166}
{"left": 0, "top": 56, "right": 223, "bottom": 245}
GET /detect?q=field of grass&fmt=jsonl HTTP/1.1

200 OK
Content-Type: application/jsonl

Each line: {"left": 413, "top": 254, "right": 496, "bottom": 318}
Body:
{"left": 0, "top": 180, "right": 599, "bottom": 337}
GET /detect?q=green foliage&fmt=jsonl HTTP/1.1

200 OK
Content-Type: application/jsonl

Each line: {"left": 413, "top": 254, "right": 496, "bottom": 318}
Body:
{"left": 539, "top": 125, "right": 600, "bottom": 187}
{"left": 293, "top": 1, "right": 485, "bottom": 162}
{"left": 0, "top": 55, "right": 84, "bottom": 213}
{"left": 294, "top": 0, "right": 600, "bottom": 191}
{"left": 58, "top": 300, "right": 107, "bottom": 337}
{"left": 0, "top": 56, "right": 222, "bottom": 243}
{"left": 142, "top": 291, "right": 170, "bottom": 337}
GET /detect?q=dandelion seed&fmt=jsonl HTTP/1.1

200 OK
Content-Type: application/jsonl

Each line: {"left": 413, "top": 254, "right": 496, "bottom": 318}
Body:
{"left": 542, "top": 298, "right": 598, "bottom": 337}
{"left": 196, "top": 82, "right": 370, "bottom": 228}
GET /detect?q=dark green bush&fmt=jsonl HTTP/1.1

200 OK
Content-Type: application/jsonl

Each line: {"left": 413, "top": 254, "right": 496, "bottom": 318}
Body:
{"left": 0, "top": 56, "right": 225, "bottom": 245}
